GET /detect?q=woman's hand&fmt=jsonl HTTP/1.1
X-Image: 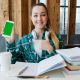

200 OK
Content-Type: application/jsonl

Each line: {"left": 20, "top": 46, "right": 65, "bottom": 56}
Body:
{"left": 39, "top": 35, "right": 53, "bottom": 53}
{"left": 1, "top": 28, "right": 15, "bottom": 43}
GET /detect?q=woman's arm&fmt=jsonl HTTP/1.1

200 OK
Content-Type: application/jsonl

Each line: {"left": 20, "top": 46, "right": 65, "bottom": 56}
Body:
{"left": 6, "top": 38, "right": 25, "bottom": 64}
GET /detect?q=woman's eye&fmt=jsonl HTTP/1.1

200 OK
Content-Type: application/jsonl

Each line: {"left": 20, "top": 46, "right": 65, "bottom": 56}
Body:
{"left": 34, "top": 15, "right": 38, "bottom": 17}
{"left": 33, "top": 14, "right": 46, "bottom": 17}
{"left": 41, "top": 14, "right": 46, "bottom": 16}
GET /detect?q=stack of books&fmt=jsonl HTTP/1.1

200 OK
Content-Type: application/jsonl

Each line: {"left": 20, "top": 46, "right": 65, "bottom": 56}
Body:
{"left": 66, "top": 62, "right": 80, "bottom": 71}
{"left": 63, "top": 67, "right": 80, "bottom": 75}
{"left": 56, "top": 47, "right": 80, "bottom": 74}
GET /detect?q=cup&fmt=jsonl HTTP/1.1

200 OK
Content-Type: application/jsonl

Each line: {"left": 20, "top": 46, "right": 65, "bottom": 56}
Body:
{"left": 0, "top": 52, "right": 12, "bottom": 72}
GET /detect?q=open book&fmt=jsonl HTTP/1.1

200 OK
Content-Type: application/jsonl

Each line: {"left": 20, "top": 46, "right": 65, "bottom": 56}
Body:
{"left": 7, "top": 54, "right": 66, "bottom": 76}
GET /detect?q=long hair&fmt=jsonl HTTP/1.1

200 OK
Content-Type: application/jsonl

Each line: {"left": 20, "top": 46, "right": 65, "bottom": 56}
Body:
{"left": 30, "top": 3, "right": 59, "bottom": 49}
{"left": 30, "top": 3, "right": 50, "bottom": 31}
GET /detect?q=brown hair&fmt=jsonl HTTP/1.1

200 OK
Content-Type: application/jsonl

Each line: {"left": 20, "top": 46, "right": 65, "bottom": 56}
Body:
{"left": 31, "top": 3, "right": 59, "bottom": 49}
{"left": 31, "top": 3, "right": 50, "bottom": 30}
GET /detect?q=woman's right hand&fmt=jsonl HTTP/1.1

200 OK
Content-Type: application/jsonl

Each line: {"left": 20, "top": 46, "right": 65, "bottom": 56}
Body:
{"left": 1, "top": 28, "right": 15, "bottom": 43}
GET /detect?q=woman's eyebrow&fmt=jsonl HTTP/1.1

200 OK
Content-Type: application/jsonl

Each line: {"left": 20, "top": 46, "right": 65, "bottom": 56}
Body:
{"left": 41, "top": 12, "right": 46, "bottom": 14}
{"left": 33, "top": 13, "right": 38, "bottom": 15}
{"left": 33, "top": 12, "right": 46, "bottom": 15}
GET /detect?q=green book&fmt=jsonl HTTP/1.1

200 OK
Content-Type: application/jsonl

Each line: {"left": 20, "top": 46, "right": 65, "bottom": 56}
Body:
{"left": 2, "top": 20, "right": 14, "bottom": 37}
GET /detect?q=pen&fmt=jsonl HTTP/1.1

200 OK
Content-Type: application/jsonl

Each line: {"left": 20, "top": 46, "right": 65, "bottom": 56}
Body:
{"left": 18, "top": 66, "right": 28, "bottom": 75}
{"left": 18, "top": 75, "right": 49, "bottom": 78}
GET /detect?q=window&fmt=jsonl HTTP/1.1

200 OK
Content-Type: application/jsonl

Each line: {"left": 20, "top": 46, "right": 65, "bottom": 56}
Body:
{"left": 39, "top": 0, "right": 46, "bottom": 4}
{"left": 60, "top": 0, "right": 68, "bottom": 34}
{"left": 76, "top": 0, "right": 80, "bottom": 34}
{"left": 60, "top": 0, "right": 80, "bottom": 34}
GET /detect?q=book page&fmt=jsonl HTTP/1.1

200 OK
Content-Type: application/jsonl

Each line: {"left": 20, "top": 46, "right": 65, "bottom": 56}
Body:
{"left": 21, "top": 63, "right": 38, "bottom": 76}
{"left": 7, "top": 62, "right": 38, "bottom": 76}
{"left": 56, "top": 47, "right": 80, "bottom": 60}
{"left": 7, "top": 62, "right": 28, "bottom": 76}
{"left": 37, "top": 54, "right": 66, "bottom": 75}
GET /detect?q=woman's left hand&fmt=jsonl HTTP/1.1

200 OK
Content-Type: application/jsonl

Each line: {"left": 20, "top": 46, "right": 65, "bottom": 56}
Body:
{"left": 39, "top": 36, "right": 54, "bottom": 53}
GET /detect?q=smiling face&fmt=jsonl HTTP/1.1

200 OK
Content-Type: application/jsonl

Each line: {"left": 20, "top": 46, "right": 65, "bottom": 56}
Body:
{"left": 31, "top": 6, "right": 48, "bottom": 30}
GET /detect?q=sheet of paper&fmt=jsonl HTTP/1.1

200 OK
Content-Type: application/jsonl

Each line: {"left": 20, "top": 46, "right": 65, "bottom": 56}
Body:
{"left": 21, "top": 63, "right": 38, "bottom": 76}
{"left": 7, "top": 62, "right": 28, "bottom": 76}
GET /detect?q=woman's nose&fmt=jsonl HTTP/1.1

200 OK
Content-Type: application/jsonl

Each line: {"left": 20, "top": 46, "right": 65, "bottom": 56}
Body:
{"left": 37, "top": 15, "right": 41, "bottom": 20}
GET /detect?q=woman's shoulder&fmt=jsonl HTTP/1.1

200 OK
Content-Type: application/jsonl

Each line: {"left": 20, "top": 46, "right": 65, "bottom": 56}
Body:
{"left": 16, "top": 33, "right": 33, "bottom": 46}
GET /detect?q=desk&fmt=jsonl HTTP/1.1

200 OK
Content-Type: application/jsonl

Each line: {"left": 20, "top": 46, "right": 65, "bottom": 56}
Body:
{"left": 0, "top": 69, "right": 80, "bottom": 80}
{"left": 0, "top": 65, "right": 80, "bottom": 80}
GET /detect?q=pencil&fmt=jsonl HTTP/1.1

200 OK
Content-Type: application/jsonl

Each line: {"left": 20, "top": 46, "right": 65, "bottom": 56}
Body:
{"left": 18, "top": 75, "right": 49, "bottom": 78}
{"left": 18, "top": 66, "right": 28, "bottom": 75}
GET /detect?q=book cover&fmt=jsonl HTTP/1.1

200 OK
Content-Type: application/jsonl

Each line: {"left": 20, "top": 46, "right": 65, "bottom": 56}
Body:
{"left": 66, "top": 62, "right": 80, "bottom": 70}
{"left": 63, "top": 67, "right": 80, "bottom": 75}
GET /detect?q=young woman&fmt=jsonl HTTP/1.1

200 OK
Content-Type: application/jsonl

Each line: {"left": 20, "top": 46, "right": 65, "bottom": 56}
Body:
{"left": 5, "top": 3, "right": 64, "bottom": 64}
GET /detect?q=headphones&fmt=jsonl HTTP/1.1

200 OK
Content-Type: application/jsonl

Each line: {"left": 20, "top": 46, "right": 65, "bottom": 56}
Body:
{"left": 32, "top": 29, "right": 50, "bottom": 40}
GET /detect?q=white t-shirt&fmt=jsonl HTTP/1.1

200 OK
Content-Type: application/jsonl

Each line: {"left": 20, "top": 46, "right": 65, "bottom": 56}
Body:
{"left": 33, "top": 40, "right": 42, "bottom": 57}
{"left": 32, "top": 29, "right": 50, "bottom": 57}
